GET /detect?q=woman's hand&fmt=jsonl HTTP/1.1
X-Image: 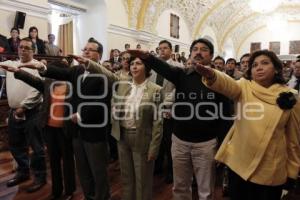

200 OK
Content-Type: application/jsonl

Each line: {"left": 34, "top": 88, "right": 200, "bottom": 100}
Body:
{"left": 0, "top": 65, "right": 20, "bottom": 73}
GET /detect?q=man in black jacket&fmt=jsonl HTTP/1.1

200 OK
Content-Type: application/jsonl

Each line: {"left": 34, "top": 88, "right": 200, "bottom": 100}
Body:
{"left": 0, "top": 34, "right": 11, "bottom": 53}
{"left": 129, "top": 38, "right": 232, "bottom": 200}
{"left": 21, "top": 38, "right": 111, "bottom": 200}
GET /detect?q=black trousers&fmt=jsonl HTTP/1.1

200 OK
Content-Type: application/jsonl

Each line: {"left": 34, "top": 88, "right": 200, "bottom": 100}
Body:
{"left": 229, "top": 169, "right": 283, "bottom": 200}
{"left": 72, "top": 133, "right": 110, "bottom": 200}
{"left": 8, "top": 109, "right": 46, "bottom": 182}
{"left": 155, "top": 118, "right": 173, "bottom": 175}
{"left": 44, "top": 126, "right": 76, "bottom": 196}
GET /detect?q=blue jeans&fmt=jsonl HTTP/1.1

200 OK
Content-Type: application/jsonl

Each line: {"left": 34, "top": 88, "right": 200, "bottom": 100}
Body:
{"left": 8, "top": 108, "right": 46, "bottom": 181}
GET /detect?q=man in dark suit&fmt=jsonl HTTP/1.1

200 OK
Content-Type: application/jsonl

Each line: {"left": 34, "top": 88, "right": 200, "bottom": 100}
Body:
{"left": 21, "top": 38, "right": 111, "bottom": 200}
{"left": 0, "top": 34, "right": 11, "bottom": 53}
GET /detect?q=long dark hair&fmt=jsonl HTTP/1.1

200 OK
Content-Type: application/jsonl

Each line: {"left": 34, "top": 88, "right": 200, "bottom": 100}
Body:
{"left": 28, "top": 26, "right": 40, "bottom": 39}
{"left": 245, "top": 50, "right": 285, "bottom": 84}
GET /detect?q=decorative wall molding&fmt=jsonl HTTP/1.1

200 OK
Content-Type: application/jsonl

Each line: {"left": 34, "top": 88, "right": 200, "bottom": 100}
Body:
{"left": 48, "top": 0, "right": 87, "bottom": 15}
{"left": 107, "top": 24, "right": 190, "bottom": 50}
{"left": 0, "top": 0, "right": 50, "bottom": 19}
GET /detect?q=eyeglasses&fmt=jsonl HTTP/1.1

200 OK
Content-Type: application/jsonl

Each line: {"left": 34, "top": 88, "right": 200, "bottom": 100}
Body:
{"left": 81, "top": 48, "right": 98, "bottom": 53}
{"left": 19, "top": 45, "right": 33, "bottom": 51}
{"left": 122, "top": 57, "right": 130, "bottom": 61}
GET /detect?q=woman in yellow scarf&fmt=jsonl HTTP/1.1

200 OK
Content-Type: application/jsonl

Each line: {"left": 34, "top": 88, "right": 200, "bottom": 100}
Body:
{"left": 195, "top": 50, "right": 300, "bottom": 200}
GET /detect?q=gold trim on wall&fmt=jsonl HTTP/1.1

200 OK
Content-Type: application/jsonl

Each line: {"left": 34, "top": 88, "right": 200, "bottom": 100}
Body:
{"left": 136, "top": 0, "right": 150, "bottom": 30}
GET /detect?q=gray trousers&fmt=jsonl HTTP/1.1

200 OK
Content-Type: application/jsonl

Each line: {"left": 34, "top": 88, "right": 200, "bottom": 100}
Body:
{"left": 73, "top": 136, "right": 110, "bottom": 200}
{"left": 172, "top": 135, "right": 217, "bottom": 200}
{"left": 118, "top": 130, "right": 154, "bottom": 200}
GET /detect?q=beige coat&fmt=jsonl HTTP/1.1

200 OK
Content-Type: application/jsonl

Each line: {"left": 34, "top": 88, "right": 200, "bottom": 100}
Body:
{"left": 203, "top": 69, "right": 300, "bottom": 185}
{"left": 86, "top": 60, "right": 163, "bottom": 157}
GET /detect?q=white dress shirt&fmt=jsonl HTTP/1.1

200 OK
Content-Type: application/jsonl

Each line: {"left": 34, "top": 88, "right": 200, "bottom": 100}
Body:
{"left": 121, "top": 79, "right": 148, "bottom": 129}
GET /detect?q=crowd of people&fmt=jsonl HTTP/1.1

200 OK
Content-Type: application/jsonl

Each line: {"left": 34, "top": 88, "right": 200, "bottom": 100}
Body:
{"left": 0, "top": 26, "right": 61, "bottom": 56}
{"left": 0, "top": 25, "right": 300, "bottom": 200}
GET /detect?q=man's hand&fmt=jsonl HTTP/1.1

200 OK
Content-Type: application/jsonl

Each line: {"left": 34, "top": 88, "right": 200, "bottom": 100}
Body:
{"left": 18, "top": 63, "right": 44, "bottom": 70}
{"left": 147, "top": 153, "right": 156, "bottom": 162}
{"left": 68, "top": 54, "right": 89, "bottom": 66}
{"left": 0, "top": 65, "right": 20, "bottom": 73}
{"left": 40, "top": 59, "right": 47, "bottom": 65}
{"left": 71, "top": 113, "right": 78, "bottom": 124}
{"left": 13, "top": 107, "right": 26, "bottom": 121}
{"left": 193, "top": 62, "right": 215, "bottom": 80}
{"left": 127, "top": 50, "right": 150, "bottom": 60}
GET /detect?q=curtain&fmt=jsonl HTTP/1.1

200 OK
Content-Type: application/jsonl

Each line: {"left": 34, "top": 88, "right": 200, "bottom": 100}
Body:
{"left": 58, "top": 21, "right": 73, "bottom": 56}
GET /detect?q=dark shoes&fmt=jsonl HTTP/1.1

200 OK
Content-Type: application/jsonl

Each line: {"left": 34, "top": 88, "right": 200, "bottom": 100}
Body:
{"left": 6, "top": 174, "right": 30, "bottom": 187}
{"left": 26, "top": 180, "right": 46, "bottom": 193}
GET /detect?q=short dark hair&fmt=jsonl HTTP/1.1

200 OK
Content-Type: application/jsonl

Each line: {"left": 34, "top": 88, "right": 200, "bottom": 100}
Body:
{"left": 20, "top": 37, "right": 36, "bottom": 51}
{"left": 129, "top": 56, "right": 151, "bottom": 78}
{"left": 190, "top": 38, "right": 214, "bottom": 56}
{"left": 226, "top": 58, "right": 236, "bottom": 65}
{"left": 10, "top": 27, "right": 20, "bottom": 34}
{"left": 213, "top": 56, "right": 225, "bottom": 64}
{"left": 159, "top": 40, "right": 172, "bottom": 50}
{"left": 125, "top": 43, "right": 130, "bottom": 47}
{"left": 240, "top": 53, "right": 250, "bottom": 62}
{"left": 245, "top": 50, "right": 285, "bottom": 84}
{"left": 88, "top": 37, "right": 103, "bottom": 55}
{"left": 48, "top": 33, "right": 55, "bottom": 38}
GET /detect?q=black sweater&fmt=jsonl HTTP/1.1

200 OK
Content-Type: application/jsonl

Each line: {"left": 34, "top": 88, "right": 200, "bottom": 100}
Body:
{"left": 143, "top": 55, "right": 233, "bottom": 143}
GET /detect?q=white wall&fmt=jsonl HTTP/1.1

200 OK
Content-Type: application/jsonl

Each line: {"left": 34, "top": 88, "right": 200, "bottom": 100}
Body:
{"left": 21, "top": 0, "right": 48, "bottom": 7}
{"left": 237, "top": 22, "right": 300, "bottom": 58}
{"left": 74, "top": 0, "right": 108, "bottom": 59}
{"left": 0, "top": 1, "right": 49, "bottom": 40}
{"left": 106, "top": 0, "right": 128, "bottom": 28}
{"left": 200, "top": 26, "right": 219, "bottom": 56}
{"left": 155, "top": 9, "right": 191, "bottom": 48}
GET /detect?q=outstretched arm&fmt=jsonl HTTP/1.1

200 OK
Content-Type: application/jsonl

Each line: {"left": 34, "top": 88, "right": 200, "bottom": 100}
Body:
{"left": 19, "top": 61, "right": 75, "bottom": 83}
{"left": 14, "top": 70, "right": 45, "bottom": 93}
{"left": 128, "top": 50, "right": 183, "bottom": 86}
{"left": 69, "top": 54, "right": 119, "bottom": 83}
{"left": 194, "top": 63, "right": 242, "bottom": 100}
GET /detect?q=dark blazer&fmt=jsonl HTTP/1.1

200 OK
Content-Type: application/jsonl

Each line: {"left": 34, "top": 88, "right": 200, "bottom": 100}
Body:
{"left": 14, "top": 69, "right": 73, "bottom": 139}
{"left": 142, "top": 55, "right": 233, "bottom": 143}
{"left": 32, "top": 38, "right": 46, "bottom": 55}
{"left": 0, "top": 34, "right": 11, "bottom": 53}
{"left": 40, "top": 63, "right": 112, "bottom": 142}
{"left": 8, "top": 37, "right": 20, "bottom": 53}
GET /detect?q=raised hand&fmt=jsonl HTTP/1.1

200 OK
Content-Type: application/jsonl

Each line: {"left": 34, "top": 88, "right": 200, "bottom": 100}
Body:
{"left": 127, "top": 49, "right": 150, "bottom": 60}
{"left": 68, "top": 54, "right": 88, "bottom": 66}
{"left": 193, "top": 62, "right": 215, "bottom": 79}
{"left": 0, "top": 65, "right": 20, "bottom": 73}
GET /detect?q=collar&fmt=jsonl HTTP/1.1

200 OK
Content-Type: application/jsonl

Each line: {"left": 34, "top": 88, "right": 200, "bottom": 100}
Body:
{"left": 132, "top": 78, "right": 148, "bottom": 88}
{"left": 249, "top": 80, "right": 290, "bottom": 105}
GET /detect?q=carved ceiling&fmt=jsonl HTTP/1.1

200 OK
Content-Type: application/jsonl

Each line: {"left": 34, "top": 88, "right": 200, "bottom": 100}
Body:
{"left": 123, "top": 0, "right": 300, "bottom": 52}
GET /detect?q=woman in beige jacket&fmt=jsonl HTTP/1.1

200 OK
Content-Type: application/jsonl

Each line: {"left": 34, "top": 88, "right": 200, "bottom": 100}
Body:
{"left": 194, "top": 50, "right": 300, "bottom": 200}
{"left": 73, "top": 55, "right": 163, "bottom": 200}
